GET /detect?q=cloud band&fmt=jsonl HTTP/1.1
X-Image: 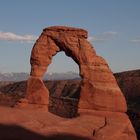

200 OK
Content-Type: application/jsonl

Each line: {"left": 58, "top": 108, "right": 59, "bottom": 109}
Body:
{"left": 0, "top": 31, "right": 37, "bottom": 43}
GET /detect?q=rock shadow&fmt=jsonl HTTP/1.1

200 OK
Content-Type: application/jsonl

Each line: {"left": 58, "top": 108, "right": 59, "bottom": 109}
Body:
{"left": 0, "top": 124, "right": 91, "bottom": 140}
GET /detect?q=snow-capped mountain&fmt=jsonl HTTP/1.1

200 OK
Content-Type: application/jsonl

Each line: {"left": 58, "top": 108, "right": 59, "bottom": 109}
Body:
{"left": 43, "top": 71, "right": 80, "bottom": 80}
{"left": 0, "top": 72, "right": 80, "bottom": 81}
{"left": 0, "top": 72, "right": 29, "bottom": 81}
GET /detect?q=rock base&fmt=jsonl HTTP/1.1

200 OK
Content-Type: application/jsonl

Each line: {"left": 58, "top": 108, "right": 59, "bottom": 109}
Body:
{"left": 26, "top": 76, "right": 49, "bottom": 105}
{"left": 0, "top": 106, "right": 137, "bottom": 140}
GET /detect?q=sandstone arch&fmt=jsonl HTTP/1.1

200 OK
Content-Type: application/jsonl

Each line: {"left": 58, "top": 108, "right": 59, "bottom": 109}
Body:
{"left": 26, "top": 26, "right": 127, "bottom": 112}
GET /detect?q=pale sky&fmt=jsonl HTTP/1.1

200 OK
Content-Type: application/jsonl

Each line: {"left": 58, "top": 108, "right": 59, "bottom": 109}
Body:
{"left": 0, "top": 0, "right": 140, "bottom": 73}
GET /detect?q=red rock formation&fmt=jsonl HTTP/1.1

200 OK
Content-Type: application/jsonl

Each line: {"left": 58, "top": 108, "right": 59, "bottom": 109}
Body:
{"left": 26, "top": 76, "right": 49, "bottom": 105}
{"left": 27, "top": 26, "right": 127, "bottom": 112}
{"left": 0, "top": 106, "right": 137, "bottom": 140}
{"left": 114, "top": 69, "right": 140, "bottom": 98}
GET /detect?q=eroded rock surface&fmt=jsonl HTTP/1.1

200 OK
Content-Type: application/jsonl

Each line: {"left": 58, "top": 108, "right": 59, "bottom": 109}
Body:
{"left": 28, "top": 26, "right": 126, "bottom": 112}
{"left": 23, "top": 26, "right": 137, "bottom": 139}
{"left": 0, "top": 106, "right": 137, "bottom": 140}
{"left": 26, "top": 76, "right": 49, "bottom": 105}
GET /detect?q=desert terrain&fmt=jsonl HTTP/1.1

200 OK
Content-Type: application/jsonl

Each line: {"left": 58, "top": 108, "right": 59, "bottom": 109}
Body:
{"left": 0, "top": 69, "right": 139, "bottom": 140}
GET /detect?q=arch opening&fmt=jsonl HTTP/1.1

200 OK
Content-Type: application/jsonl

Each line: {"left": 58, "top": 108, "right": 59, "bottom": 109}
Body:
{"left": 46, "top": 51, "right": 80, "bottom": 75}
{"left": 44, "top": 51, "right": 81, "bottom": 100}
{"left": 44, "top": 52, "right": 81, "bottom": 118}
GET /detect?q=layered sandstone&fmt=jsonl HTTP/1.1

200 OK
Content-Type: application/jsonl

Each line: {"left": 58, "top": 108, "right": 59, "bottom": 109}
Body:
{"left": 0, "top": 74, "right": 138, "bottom": 139}
{"left": 28, "top": 26, "right": 127, "bottom": 112}
{"left": 0, "top": 106, "right": 137, "bottom": 140}
{"left": 23, "top": 26, "right": 137, "bottom": 139}
{"left": 26, "top": 77, "right": 49, "bottom": 105}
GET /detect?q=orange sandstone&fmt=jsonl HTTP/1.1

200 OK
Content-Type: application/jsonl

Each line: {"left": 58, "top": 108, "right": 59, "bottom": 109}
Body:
{"left": 28, "top": 26, "right": 126, "bottom": 112}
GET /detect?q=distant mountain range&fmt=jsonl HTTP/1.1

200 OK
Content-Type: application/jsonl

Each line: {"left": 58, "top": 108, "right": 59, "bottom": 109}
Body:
{"left": 1, "top": 69, "right": 140, "bottom": 83}
{"left": 0, "top": 72, "right": 80, "bottom": 81}
{"left": 0, "top": 72, "right": 29, "bottom": 81}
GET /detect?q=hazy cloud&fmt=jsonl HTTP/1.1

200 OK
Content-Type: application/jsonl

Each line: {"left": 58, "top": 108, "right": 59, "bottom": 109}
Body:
{"left": 130, "top": 37, "right": 140, "bottom": 43}
{"left": 0, "top": 31, "right": 37, "bottom": 43}
{"left": 88, "top": 36, "right": 106, "bottom": 43}
{"left": 88, "top": 31, "right": 118, "bottom": 43}
{"left": 102, "top": 31, "right": 118, "bottom": 36}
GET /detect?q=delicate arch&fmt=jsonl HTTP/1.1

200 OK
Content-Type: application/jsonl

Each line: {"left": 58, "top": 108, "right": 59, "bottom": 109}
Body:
{"left": 26, "top": 26, "right": 127, "bottom": 113}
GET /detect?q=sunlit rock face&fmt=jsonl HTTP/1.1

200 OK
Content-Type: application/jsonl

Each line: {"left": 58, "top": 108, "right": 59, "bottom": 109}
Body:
{"left": 12, "top": 26, "right": 137, "bottom": 140}
{"left": 27, "top": 26, "right": 127, "bottom": 112}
